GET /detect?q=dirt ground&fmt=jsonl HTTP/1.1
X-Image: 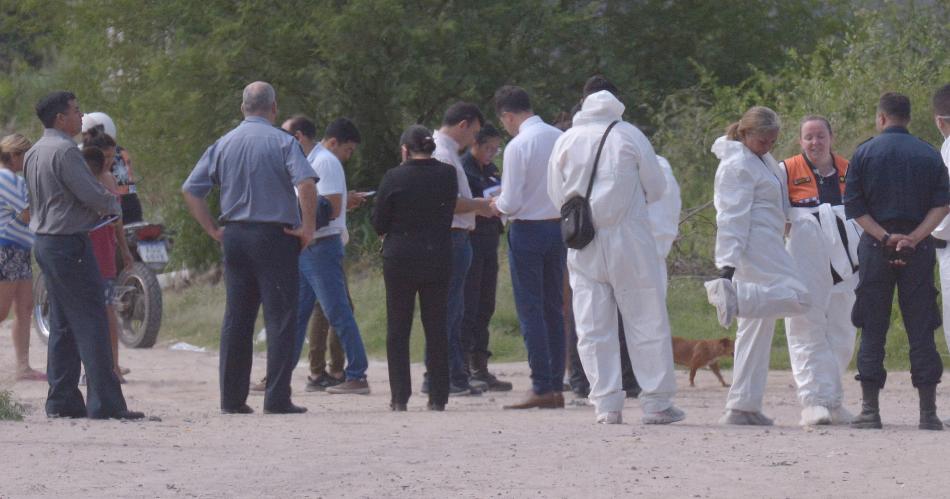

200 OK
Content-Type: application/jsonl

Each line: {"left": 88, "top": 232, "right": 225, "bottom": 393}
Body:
{"left": 2, "top": 329, "right": 949, "bottom": 499}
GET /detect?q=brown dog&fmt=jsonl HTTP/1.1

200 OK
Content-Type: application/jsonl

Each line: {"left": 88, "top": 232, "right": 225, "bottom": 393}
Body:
{"left": 671, "top": 336, "right": 734, "bottom": 387}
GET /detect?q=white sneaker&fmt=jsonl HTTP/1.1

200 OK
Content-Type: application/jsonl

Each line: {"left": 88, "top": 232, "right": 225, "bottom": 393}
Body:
{"left": 720, "top": 409, "right": 773, "bottom": 426}
{"left": 704, "top": 278, "right": 738, "bottom": 328}
{"left": 829, "top": 405, "right": 854, "bottom": 425}
{"left": 642, "top": 406, "right": 685, "bottom": 424}
{"left": 800, "top": 405, "right": 832, "bottom": 426}
{"left": 596, "top": 411, "right": 623, "bottom": 424}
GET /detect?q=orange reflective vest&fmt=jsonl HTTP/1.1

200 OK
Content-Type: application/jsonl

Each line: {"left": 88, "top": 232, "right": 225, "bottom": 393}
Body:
{"left": 784, "top": 153, "right": 849, "bottom": 207}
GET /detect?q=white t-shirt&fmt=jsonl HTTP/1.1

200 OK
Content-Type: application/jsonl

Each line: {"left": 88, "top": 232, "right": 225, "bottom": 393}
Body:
{"left": 309, "top": 144, "right": 348, "bottom": 240}
{"left": 433, "top": 130, "right": 476, "bottom": 231}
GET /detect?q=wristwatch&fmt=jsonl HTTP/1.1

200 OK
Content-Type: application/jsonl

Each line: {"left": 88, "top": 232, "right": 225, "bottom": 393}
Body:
{"left": 881, "top": 233, "right": 891, "bottom": 245}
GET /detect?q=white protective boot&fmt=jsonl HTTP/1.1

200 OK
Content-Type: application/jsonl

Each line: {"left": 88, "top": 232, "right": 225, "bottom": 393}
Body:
{"left": 642, "top": 406, "right": 686, "bottom": 424}
{"left": 705, "top": 278, "right": 738, "bottom": 328}
{"left": 829, "top": 405, "right": 854, "bottom": 425}
{"left": 800, "top": 405, "right": 832, "bottom": 426}
{"left": 597, "top": 411, "right": 623, "bottom": 424}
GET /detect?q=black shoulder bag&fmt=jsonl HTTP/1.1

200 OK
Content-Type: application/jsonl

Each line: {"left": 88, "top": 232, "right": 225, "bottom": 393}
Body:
{"left": 560, "top": 120, "right": 619, "bottom": 250}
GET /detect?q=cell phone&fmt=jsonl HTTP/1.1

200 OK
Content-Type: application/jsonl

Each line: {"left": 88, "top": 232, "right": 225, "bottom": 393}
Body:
{"left": 360, "top": 191, "right": 376, "bottom": 197}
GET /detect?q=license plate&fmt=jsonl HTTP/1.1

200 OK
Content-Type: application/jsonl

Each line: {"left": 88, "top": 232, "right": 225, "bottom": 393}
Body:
{"left": 137, "top": 241, "right": 168, "bottom": 263}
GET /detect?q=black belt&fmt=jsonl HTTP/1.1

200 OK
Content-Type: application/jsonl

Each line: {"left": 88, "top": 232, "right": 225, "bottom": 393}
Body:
{"left": 450, "top": 228, "right": 471, "bottom": 233}
{"left": 936, "top": 239, "right": 948, "bottom": 249}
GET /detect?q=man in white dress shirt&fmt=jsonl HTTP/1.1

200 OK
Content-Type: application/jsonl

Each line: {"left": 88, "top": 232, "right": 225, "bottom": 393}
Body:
{"left": 429, "top": 102, "right": 493, "bottom": 395}
{"left": 491, "top": 85, "right": 567, "bottom": 410}
{"left": 929, "top": 84, "right": 950, "bottom": 362}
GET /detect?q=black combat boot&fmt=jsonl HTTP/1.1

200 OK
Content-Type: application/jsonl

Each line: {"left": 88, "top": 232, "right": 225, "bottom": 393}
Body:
{"left": 470, "top": 352, "right": 513, "bottom": 392}
{"left": 850, "top": 381, "right": 883, "bottom": 429}
{"left": 917, "top": 384, "right": 943, "bottom": 431}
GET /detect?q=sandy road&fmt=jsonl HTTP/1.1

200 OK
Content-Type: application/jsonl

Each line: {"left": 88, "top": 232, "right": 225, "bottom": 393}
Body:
{"left": 1, "top": 331, "right": 949, "bottom": 498}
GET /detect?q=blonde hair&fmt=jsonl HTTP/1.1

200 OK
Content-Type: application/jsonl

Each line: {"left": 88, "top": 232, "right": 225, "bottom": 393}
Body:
{"left": 725, "top": 106, "right": 781, "bottom": 141}
{"left": 0, "top": 134, "right": 32, "bottom": 165}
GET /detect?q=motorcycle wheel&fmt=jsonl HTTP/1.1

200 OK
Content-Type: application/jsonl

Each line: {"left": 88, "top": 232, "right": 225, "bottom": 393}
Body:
{"left": 115, "top": 262, "right": 162, "bottom": 348}
{"left": 32, "top": 272, "right": 51, "bottom": 345}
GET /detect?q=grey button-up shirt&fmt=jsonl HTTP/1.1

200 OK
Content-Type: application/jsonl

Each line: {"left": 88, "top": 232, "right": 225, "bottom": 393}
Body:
{"left": 183, "top": 116, "right": 317, "bottom": 226}
{"left": 25, "top": 128, "right": 120, "bottom": 235}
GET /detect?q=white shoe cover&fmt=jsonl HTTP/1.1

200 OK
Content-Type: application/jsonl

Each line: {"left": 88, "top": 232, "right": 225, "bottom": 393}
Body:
{"left": 800, "top": 405, "right": 832, "bottom": 426}
{"left": 596, "top": 411, "right": 623, "bottom": 424}
{"left": 829, "top": 405, "right": 853, "bottom": 425}
{"left": 704, "top": 278, "right": 738, "bottom": 328}
{"left": 720, "top": 409, "right": 773, "bottom": 426}
{"left": 747, "top": 411, "right": 774, "bottom": 426}
{"left": 642, "top": 406, "right": 685, "bottom": 424}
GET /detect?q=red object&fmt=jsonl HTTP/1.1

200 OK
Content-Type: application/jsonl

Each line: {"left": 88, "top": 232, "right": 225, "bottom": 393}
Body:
{"left": 135, "top": 224, "right": 163, "bottom": 241}
{"left": 90, "top": 224, "right": 118, "bottom": 279}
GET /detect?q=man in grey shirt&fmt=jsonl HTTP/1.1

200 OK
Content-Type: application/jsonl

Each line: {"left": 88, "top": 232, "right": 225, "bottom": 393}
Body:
{"left": 26, "top": 91, "right": 143, "bottom": 420}
{"left": 183, "top": 81, "right": 317, "bottom": 415}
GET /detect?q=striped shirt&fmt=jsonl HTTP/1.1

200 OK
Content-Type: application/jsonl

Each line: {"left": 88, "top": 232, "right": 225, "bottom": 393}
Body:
{"left": 0, "top": 168, "right": 33, "bottom": 249}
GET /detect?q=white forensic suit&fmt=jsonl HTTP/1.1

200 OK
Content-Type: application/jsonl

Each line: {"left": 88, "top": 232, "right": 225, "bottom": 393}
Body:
{"left": 711, "top": 137, "right": 810, "bottom": 413}
{"left": 783, "top": 203, "right": 859, "bottom": 413}
{"left": 548, "top": 91, "right": 677, "bottom": 419}
{"left": 648, "top": 155, "right": 682, "bottom": 295}
{"left": 931, "top": 135, "right": 950, "bottom": 352}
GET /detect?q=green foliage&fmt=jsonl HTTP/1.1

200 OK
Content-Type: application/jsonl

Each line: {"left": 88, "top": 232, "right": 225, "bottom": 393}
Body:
{"left": 0, "top": 390, "right": 25, "bottom": 421}
{"left": 653, "top": 5, "right": 950, "bottom": 275}
{"left": 0, "top": 0, "right": 880, "bottom": 268}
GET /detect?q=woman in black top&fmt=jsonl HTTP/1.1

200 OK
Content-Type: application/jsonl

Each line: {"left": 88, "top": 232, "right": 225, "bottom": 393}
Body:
{"left": 373, "top": 125, "right": 458, "bottom": 411}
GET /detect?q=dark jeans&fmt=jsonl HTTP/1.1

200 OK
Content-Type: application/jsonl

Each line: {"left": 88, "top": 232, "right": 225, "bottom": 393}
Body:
{"left": 461, "top": 229, "right": 500, "bottom": 359}
{"left": 508, "top": 220, "right": 566, "bottom": 394}
{"left": 220, "top": 223, "right": 300, "bottom": 411}
{"left": 35, "top": 234, "right": 128, "bottom": 418}
{"left": 853, "top": 233, "right": 942, "bottom": 388}
{"left": 384, "top": 257, "right": 451, "bottom": 406}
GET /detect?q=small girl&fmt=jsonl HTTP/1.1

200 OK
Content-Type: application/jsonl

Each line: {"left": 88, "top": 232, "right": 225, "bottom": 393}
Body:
{"left": 81, "top": 144, "right": 134, "bottom": 383}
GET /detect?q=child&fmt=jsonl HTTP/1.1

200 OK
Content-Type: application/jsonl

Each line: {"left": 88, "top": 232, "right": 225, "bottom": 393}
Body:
{"left": 81, "top": 145, "right": 134, "bottom": 383}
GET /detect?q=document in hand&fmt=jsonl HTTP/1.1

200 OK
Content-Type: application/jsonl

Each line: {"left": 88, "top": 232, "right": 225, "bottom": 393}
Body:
{"left": 89, "top": 215, "right": 119, "bottom": 232}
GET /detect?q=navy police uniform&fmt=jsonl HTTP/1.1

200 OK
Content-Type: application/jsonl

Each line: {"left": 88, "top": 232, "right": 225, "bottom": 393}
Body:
{"left": 843, "top": 126, "right": 950, "bottom": 389}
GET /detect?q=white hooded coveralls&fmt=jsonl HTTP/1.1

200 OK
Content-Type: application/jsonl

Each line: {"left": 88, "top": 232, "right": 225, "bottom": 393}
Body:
{"left": 783, "top": 202, "right": 859, "bottom": 409}
{"left": 930, "top": 136, "right": 950, "bottom": 352}
{"left": 711, "top": 137, "right": 810, "bottom": 413}
{"left": 548, "top": 91, "right": 677, "bottom": 417}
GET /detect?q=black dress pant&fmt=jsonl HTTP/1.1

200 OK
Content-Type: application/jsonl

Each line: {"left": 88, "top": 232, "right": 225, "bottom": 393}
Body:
{"left": 854, "top": 233, "right": 942, "bottom": 388}
{"left": 384, "top": 257, "right": 451, "bottom": 406}
{"left": 461, "top": 229, "right": 500, "bottom": 358}
{"left": 35, "top": 234, "right": 128, "bottom": 418}
{"left": 220, "top": 223, "right": 300, "bottom": 411}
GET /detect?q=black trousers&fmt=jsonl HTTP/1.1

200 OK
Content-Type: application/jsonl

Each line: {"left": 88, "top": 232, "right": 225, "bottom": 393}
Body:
{"left": 461, "top": 229, "right": 500, "bottom": 358}
{"left": 220, "top": 223, "right": 299, "bottom": 411}
{"left": 854, "top": 233, "right": 943, "bottom": 388}
{"left": 384, "top": 257, "right": 451, "bottom": 406}
{"left": 35, "top": 234, "right": 128, "bottom": 418}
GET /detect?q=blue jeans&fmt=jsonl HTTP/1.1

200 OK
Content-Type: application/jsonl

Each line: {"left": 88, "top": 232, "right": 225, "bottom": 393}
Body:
{"left": 295, "top": 235, "right": 368, "bottom": 381}
{"left": 508, "top": 221, "right": 566, "bottom": 394}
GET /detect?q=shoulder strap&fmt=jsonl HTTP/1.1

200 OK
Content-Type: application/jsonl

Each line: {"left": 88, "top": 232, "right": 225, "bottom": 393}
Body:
{"left": 585, "top": 120, "right": 620, "bottom": 201}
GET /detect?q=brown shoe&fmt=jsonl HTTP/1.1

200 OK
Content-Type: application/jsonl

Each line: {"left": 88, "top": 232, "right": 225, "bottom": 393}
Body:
{"left": 326, "top": 378, "right": 370, "bottom": 395}
{"left": 553, "top": 392, "right": 565, "bottom": 408}
{"left": 503, "top": 391, "right": 557, "bottom": 410}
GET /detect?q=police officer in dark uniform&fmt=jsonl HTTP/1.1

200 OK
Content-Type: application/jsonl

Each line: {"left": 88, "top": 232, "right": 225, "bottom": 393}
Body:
{"left": 844, "top": 92, "right": 950, "bottom": 431}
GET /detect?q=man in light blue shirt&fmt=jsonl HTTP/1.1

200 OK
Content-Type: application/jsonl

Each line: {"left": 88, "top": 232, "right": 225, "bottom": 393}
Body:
{"left": 183, "top": 81, "right": 317, "bottom": 415}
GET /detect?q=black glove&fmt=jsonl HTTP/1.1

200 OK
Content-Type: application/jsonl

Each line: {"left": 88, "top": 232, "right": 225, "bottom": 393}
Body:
{"left": 719, "top": 266, "right": 736, "bottom": 280}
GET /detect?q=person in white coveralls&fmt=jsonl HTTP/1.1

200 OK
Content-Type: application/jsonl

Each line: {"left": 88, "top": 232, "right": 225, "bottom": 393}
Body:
{"left": 548, "top": 85, "right": 684, "bottom": 425}
{"left": 780, "top": 115, "right": 860, "bottom": 426}
{"left": 704, "top": 106, "right": 810, "bottom": 426}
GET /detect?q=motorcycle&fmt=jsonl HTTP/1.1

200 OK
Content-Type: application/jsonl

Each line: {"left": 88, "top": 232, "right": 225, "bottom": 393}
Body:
{"left": 33, "top": 221, "right": 171, "bottom": 348}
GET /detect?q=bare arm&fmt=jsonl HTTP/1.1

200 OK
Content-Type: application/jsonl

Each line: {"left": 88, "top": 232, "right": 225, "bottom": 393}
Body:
{"left": 324, "top": 193, "right": 343, "bottom": 219}
{"left": 905, "top": 206, "right": 950, "bottom": 247}
{"left": 182, "top": 191, "right": 223, "bottom": 242}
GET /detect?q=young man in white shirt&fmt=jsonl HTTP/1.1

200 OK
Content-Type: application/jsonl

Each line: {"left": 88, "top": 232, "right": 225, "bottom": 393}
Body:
{"left": 294, "top": 118, "right": 371, "bottom": 395}
{"left": 491, "top": 86, "right": 567, "bottom": 410}
{"left": 429, "top": 102, "right": 493, "bottom": 396}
